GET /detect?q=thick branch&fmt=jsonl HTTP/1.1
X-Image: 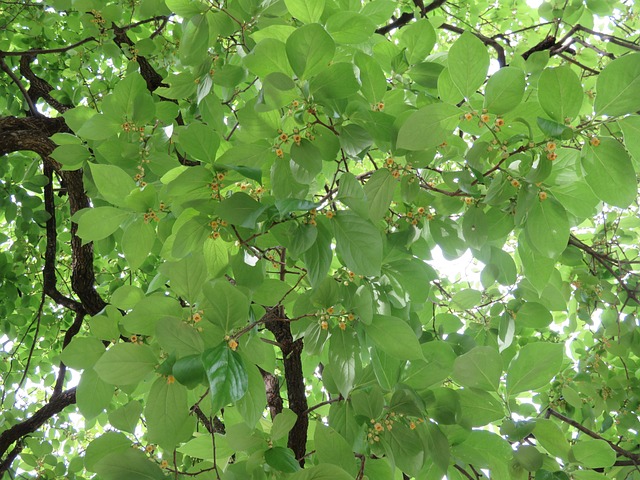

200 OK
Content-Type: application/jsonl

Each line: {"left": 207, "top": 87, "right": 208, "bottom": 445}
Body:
{"left": 265, "top": 307, "right": 308, "bottom": 465}
{"left": 0, "top": 388, "right": 76, "bottom": 464}
{"left": 376, "top": 0, "right": 446, "bottom": 35}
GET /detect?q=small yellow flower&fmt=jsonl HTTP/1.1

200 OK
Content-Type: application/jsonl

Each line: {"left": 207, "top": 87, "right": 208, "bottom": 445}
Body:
{"left": 228, "top": 339, "right": 238, "bottom": 351}
{"left": 590, "top": 137, "right": 600, "bottom": 147}
{"left": 325, "top": 210, "right": 334, "bottom": 219}
{"left": 495, "top": 118, "right": 505, "bottom": 127}
{"left": 160, "top": 460, "right": 169, "bottom": 469}
{"left": 463, "top": 197, "right": 473, "bottom": 205}
{"left": 480, "top": 114, "right": 490, "bottom": 123}
{"left": 374, "top": 422, "right": 384, "bottom": 432}
{"left": 130, "top": 334, "right": 138, "bottom": 343}
{"left": 539, "top": 191, "right": 548, "bottom": 201}
{"left": 338, "top": 322, "right": 346, "bottom": 331}
{"left": 145, "top": 445, "right": 155, "bottom": 453}
{"left": 275, "top": 148, "right": 284, "bottom": 158}
{"left": 511, "top": 179, "right": 520, "bottom": 188}
{"left": 546, "top": 141, "right": 556, "bottom": 151}
{"left": 216, "top": 172, "right": 225, "bottom": 181}
{"left": 410, "top": 422, "right": 416, "bottom": 430}
{"left": 192, "top": 312, "right": 202, "bottom": 323}
{"left": 547, "top": 152, "right": 558, "bottom": 161}
{"left": 167, "top": 375, "right": 175, "bottom": 384}
{"left": 464, "top": 112, "right": 473, "bottom": 121}
{"left": 320, "top": 320, "right": 328, "bottom": 330}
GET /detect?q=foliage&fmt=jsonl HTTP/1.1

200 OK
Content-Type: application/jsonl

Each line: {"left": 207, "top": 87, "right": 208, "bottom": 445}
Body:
{"left": 1, "top": 0, "right": 640, "bottom": 479}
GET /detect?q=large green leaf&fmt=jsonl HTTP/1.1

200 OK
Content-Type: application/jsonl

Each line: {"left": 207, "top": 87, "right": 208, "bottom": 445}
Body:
{"left": 93, "top": 449, "right": 165, "bottom": 480}
{"left": 284, "top": 0, "right": 324, "bottom": 23}
{"left": 538, "top": 66, "right": 583, "bottom": 122}
{"left": 93, "top": 343, "right": 157, "bottom": 386}
{"left": 332, "top": 212, "right": 383, "bottom": 276}
{"left": 77, "top": 368, "right": 114, "bottom": 419}
{"left": 524, "top": 198, "right": 569, "bottom": 259}
{"left": 178, "top": 121, "right": 220, "bottom": 164}
{"left": 366, "top": 314, "right": 423, "bottom": 360}
{"left": 363, "top": 168, "right": 396, "bottom": 221}
{"left": 506, "top": 342, "right": 564, "bottom": 395}
{"left": 201, "top": 279, "right": 249, "bottom": 333}
{"left": 484, "top": 66, "right": 526, "bottom": 115}
{"left": 310, "top": 63, "right": 360, "bottom": 100}
{"left": 73, "top": 206, "right": 132, "bottom": 244}
{"left": 202, "top": 342, "right": 249, "bottom": 413}
{"left": 581, "top": 137, "right": 636, "bottom": 208}
{"left": 595, "top": 52, "right": 640, "bottom": 116}
{"left": 452, "top": 346, "right": 502, "bottom": 391}
{"left": 448, "top": 31, "right": 490, "bottom": 98}
{"left": 144, "top": 376, "right": 194, "bottom": 449}
{"left": 328, "top": 329, "right": 358, "bottom": 398}
{"left": 121, "top": 218, "right": 155, "bottom": 269}
{"left": 572, "top": 439, "right": 616, "bottom": 468}
{"left": 286, "top": 23, "right": 335, "bottom": 79}
{"left": 396, "top": 103, "right": 461, "bottom": 151}
{"left": 397, "top": 18, "right": 436, "bottom": 64}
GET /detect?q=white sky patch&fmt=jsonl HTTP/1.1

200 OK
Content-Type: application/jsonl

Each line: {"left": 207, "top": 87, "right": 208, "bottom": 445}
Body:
{"left": 428, "top": 246, "right": 481, "bottom": 284}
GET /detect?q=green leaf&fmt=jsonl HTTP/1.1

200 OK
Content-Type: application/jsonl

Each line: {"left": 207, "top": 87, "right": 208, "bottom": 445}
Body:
{"left": 619, "top": 115, "right": 640, "bottom": 163}
{"left": 172, "top": 354, "right": 206, "bottom": 389}
{"left": 202, "top": 343, "right": 249, "bottom": 413}
{"left": 271, "top": 408, "right": 298, "bottom": 441}
{"left": 581, "top": 137, "right": 636, "bottom": 208}
{"left": 314, "top": 423, "right": 357, "bottom": 474}
{"left": 50, "top": 143, "right": 91, "bottom": 169}
{"left": 355, "top": 52, "right": 387, "bottom": 103}
{"left": 165, "top": 0, "right": 207, "bottom": 17}
{"left": 326, "top": 12, "right": 375, "bottom": 44}
{"left": 572, "top": 439, "right": 616, "bottom": 468}
{"left": 451, "top": 288, "right": 482, "bottom": 310}
{"left": 397, "top": 19, "right": 436, "bottom": 64}
{"left": 363, "top": 168, "right": 396, "bottom": 221}
{"left": 265, "top": 446, "right": 301, "bottom": 472}
{"left": 144, "top": 376, "right": 193, "bottom": 449}
{"left": 217, "top": 192, "right": 266, "bottom": 229}
{"left": 77, "top": 368, "right": 114, "bottom": 419}
{"left": 336, "top": 172, "right": 368, "bottom": 217}
{"left": 524, "top": 198, "right": 569, "bottom": 258}
{"left": 178, "top": 121, "right": 220, "bottom": 164}
{"left": 302, "top": 221, "right": 332, "bottom": 288}
{"left": 155, "top": 316, "right": 204, "bottom": 357}
{"left": 538, "top": 66, "right": 583, "bottom": 122}
{"left": 484, "top": 66, "right": 525, "bottom": 115}
{"left": 108, "top": 401, "right": 143, "bottom": 434}
{"left": 452, "top": 346, "right": 502, "bottom": 391}
{"left": 595, "top": 52, "right": 640, "bottom": 116}
{"left": 310, "top": 63, "right": 360, "bottom": 100}
{"left": 289, "top": 464, "right": 354, "bottom": 480}
{"left": 458, "top": 389, "right": 505, "bottom": 427}
{"left": 328, "top": 329, "right": 358, "bottom": 398}
{"left": 179, "top": 14, "right": 209, "bottom": 66}
{"left": 73, "top": 206, "right": 132, "bottom": 243}
{"left": 93, "top": 343, "right": 157, "bottom": 385}
{"left": 202, "top": 279, "right": 249, "bottom": 333}
{"left": 396, "top": 103, "right": 462, "bottom": 151}
{"left": 60, "top": 336, "right": 105, "bottom": 370}
{"left": 84, "top": 432, "right": 130, "bottom": 471}
{"left": 77, "top": 114, "right": 121, "bottom": 140}
{"left": 506, "top": 342, "right": 564, "bottom": 395}
{"left": 533, "top": 418, "right": 570, "bottom": 458}
{"left": 332, "top": 212, "right": 383, "bottom": 277}
{"left": 290, "top": 138, "right": 323, "bottom": 182}
{"left": 448, "top": 31, "right": 490, "bottom": 98}
{"left": 93, "top": 449, "right": 165, "bottom": 480}
{"left": 286, "top": 23, "right": 335, "bottom": 79}
{"left": 159, "top": 253, "right": 207, "bottom": 303}
{"left": 284, "top": 0, "right": 324, "bottom": 23}
{"left": 516, "top": 302, "right": 553, "bottom": 329}
{"left": 121, "top": 218, "right": 155, "bottom": 269}
{"left": 237, "top": 364, "right": 266, "bottom": 428}
{"left": 366, "top": 314, "right": 423, "bottom": 360}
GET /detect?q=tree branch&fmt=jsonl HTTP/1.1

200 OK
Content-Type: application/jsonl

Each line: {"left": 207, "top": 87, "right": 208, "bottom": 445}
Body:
{"left": 0, "top": 388, "right": 77, "bottom": 466}
{"left": 547, "top": 408, "right": 640, "bottom": 464}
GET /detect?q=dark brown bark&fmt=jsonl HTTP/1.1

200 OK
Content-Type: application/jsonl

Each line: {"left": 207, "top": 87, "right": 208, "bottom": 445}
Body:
{"left": 265, "top": 308, "right": 309, "bottom": 465}
{"left": 0, "top": 388, "right": 76, "bottom": 465}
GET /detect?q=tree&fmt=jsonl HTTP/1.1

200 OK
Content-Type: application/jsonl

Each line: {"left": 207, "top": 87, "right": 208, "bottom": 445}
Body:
{"left": 1, "top": 0, "right": 640, "bottom": 478}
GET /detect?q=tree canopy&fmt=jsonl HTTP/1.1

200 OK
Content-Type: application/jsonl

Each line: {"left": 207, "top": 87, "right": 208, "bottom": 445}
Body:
{"left": 1, "top": 0, "right": 640, "bottom": 478}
